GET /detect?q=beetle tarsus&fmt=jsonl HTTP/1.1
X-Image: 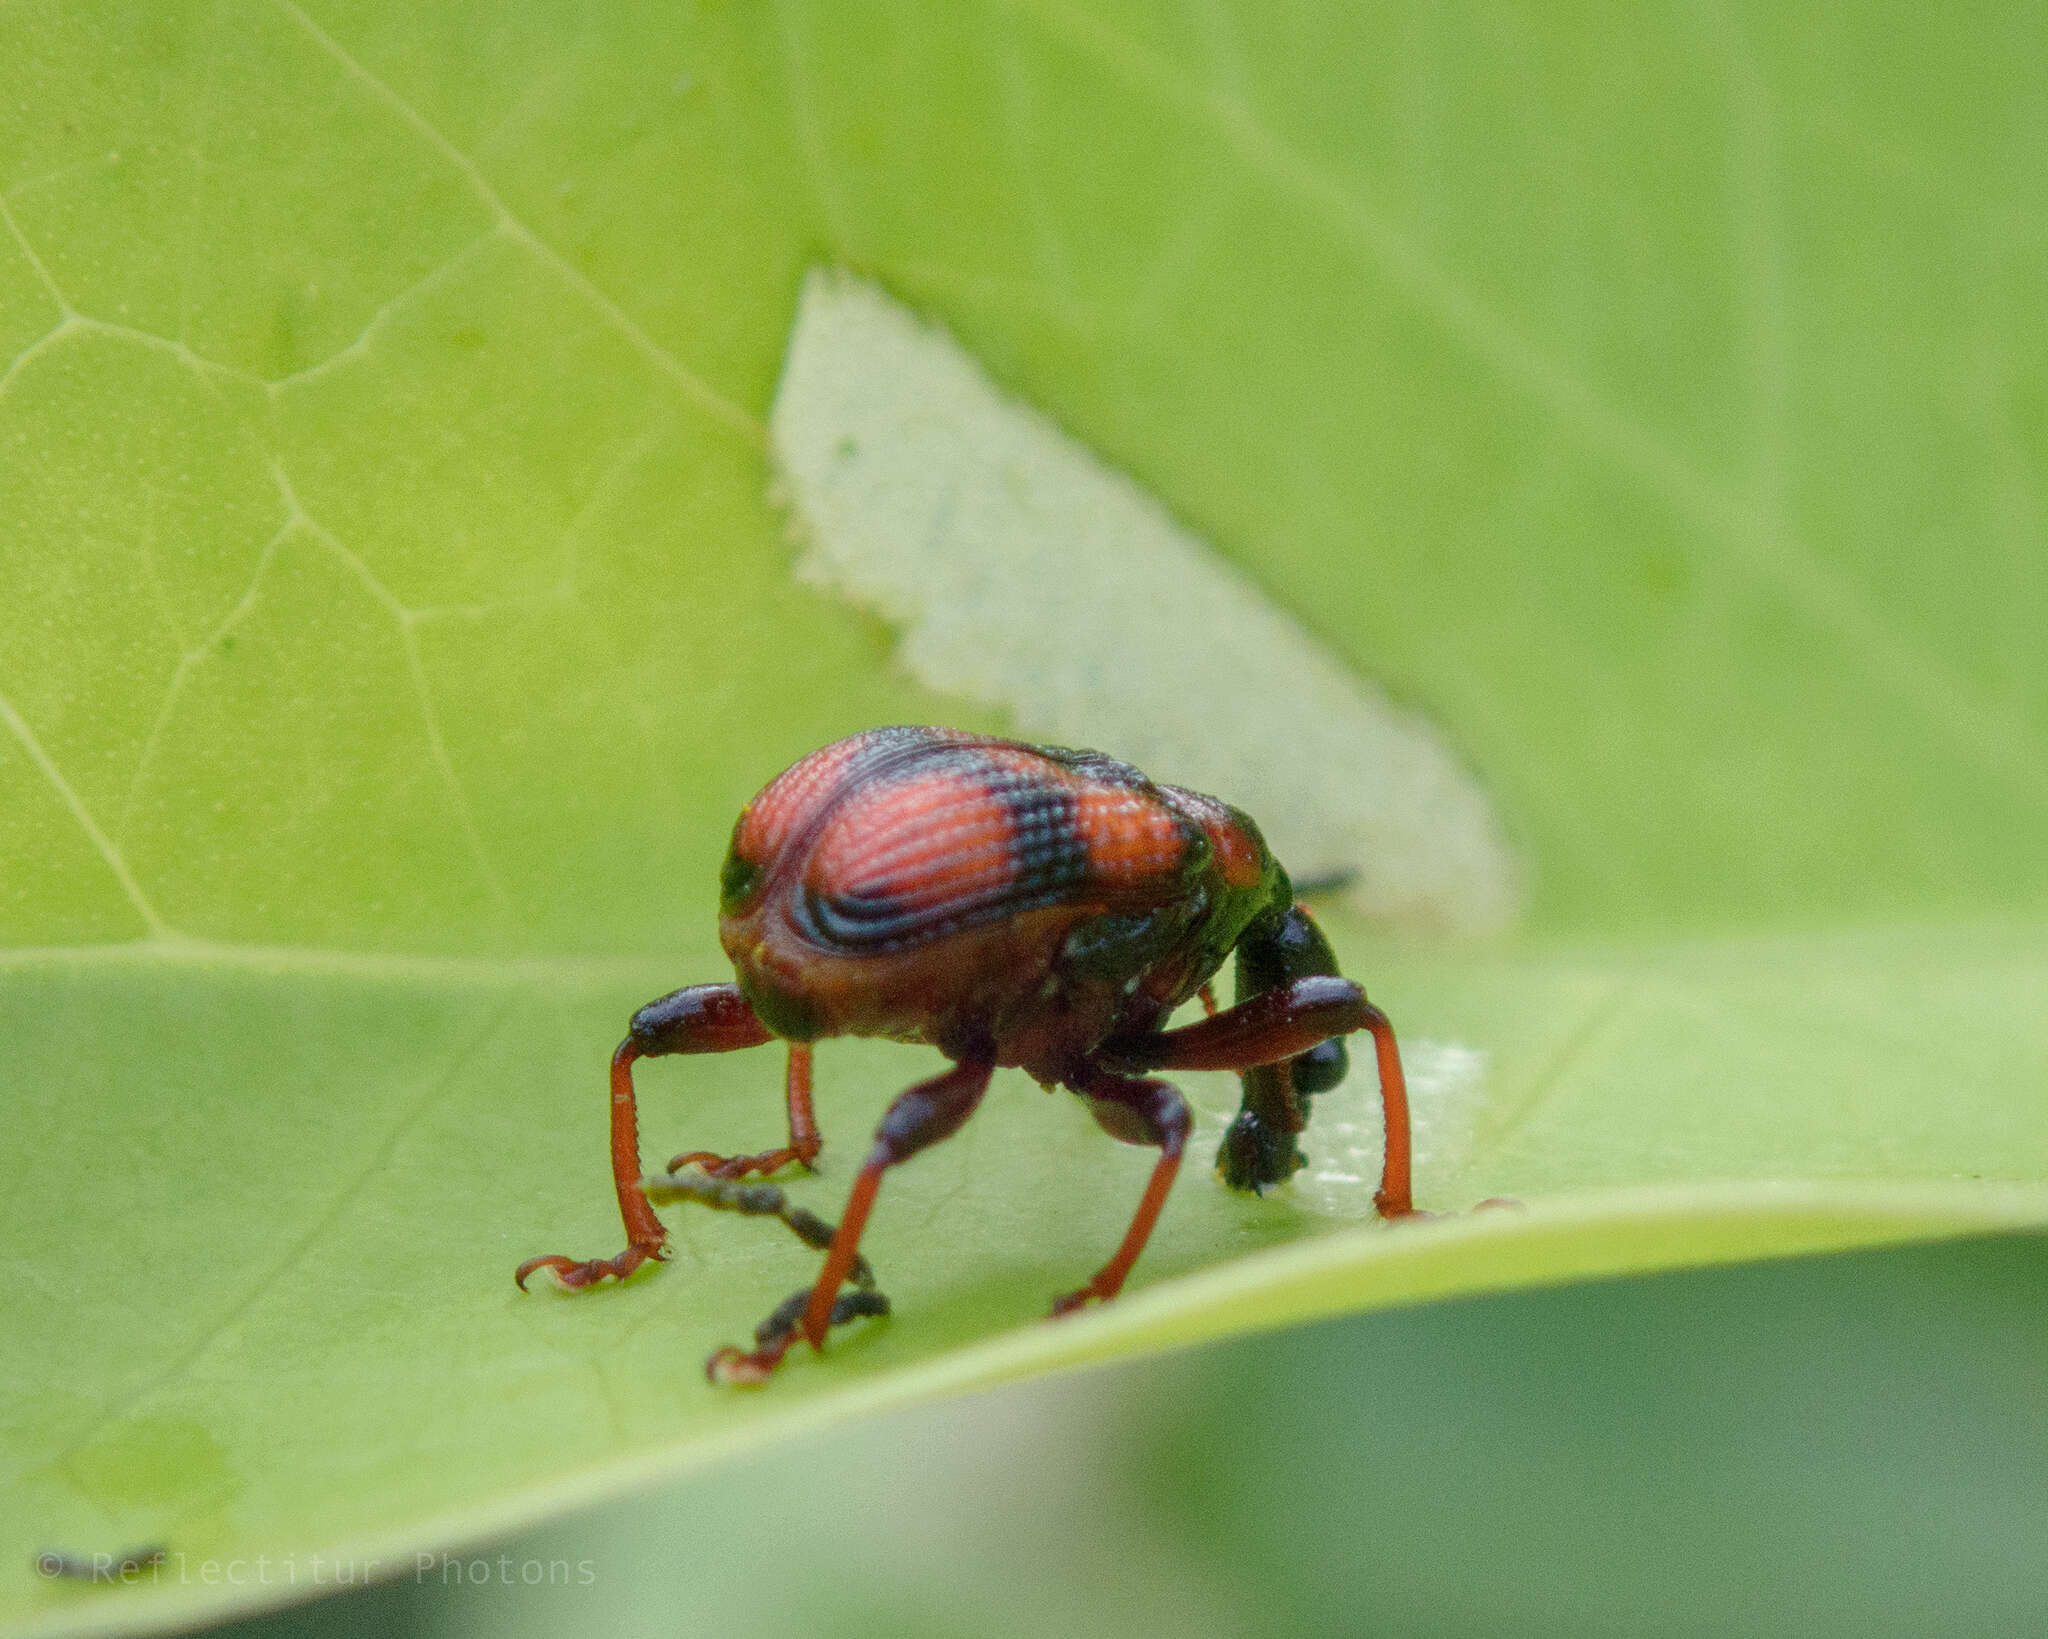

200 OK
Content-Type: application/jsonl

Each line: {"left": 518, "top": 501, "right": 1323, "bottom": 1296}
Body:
{"left": 513, "top": 1241, "right": 666, "bottom": 1291}
{"left": 663, "top": 1041, "right": 823, "bottom": 1180}
{"left": 1049, "top": 1279, "right": 1111, "bottom": 1317}
{"left": 706, "top": 1286, "right": 891, "bottom": 1386}
{"left": 1215, "top": 1107, "right": 1307, "bottom": 1193}
{"left": 645, "top": 1164, "right": 875, "bottom": 1286}
{"left": 665, "top": 1141, "right": 818, "bottom": 1180}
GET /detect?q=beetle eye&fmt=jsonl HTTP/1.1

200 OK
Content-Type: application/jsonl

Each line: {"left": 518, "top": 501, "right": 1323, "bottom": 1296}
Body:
{"left": 719, "top": 852, "right": 764, "bottom": 913}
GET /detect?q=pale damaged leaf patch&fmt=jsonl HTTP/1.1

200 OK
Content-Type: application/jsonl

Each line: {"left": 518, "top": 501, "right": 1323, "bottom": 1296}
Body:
{"left": 770, "top": 270, "right": 1519, "bottom": 936}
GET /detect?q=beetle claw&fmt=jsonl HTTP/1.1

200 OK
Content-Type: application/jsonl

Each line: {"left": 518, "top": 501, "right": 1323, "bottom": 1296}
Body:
{"left": 705, "top": 1344, "right": 784, "bottom": 1386}
{"left": 513, "top": 1242, "right": 665, "bottom": 1292}
{"left": 1215, "top": 1109, "right": 1305, "bottom": 1193}
{"left": 1048, "top": 1281, "right": 1109, "bottom": 1318}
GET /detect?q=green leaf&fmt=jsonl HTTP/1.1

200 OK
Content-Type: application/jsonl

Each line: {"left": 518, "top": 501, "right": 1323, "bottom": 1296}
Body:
{"left": 5, "top": 3, "right": 2045, "bottom": 1635}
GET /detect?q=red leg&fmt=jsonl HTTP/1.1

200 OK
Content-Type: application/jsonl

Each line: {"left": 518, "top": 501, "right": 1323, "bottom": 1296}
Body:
{"left": 1049, "top": 1065, "right": 1192, "bottom": 1316}
{"left": 516, "top": 983, "right": 773, "bottom": 1291}
{"left": 1360, "top": 1003, "right": 1412, "bottom": 1218}
{"left": 1102, "top": 975, "right": 1415, "bottom": 1218}
{"left": 706, "top": 1055, "right": 992, "bottom": 1384}
{"left": 669, "top": 1042, "right": 821, "bottom": 1179}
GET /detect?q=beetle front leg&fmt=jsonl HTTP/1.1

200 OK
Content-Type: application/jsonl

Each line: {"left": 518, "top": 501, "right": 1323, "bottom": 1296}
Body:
{"left": 1102, "top": 975, "right": 1415, "bottom": 1217}
{"left": 1050, "top": 1065, "right": 1192, "bottom": 1316}
{"left": 706, "top": 1055, "right": 993, "bottom": 1384}
{"left": 515, "top": 983, "right": 773, "bottom": 1292}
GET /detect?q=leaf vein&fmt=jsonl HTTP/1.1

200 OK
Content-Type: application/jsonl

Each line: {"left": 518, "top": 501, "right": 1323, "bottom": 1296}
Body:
{"left": 1468, "top": 977, "right": 1636, "bottom": 1167}
{"left": 265, "top": 227, "right": 502, "bottom": 394}
{"left": 271, "top": 465, "right": 523, "bottom": 926}
{"left": 0, "top": 686, "right": 169, "bottom": 938}
{"left": 0, "top": 191, "right": 73, "bottom": 318}
{"left": 271, "top": 0, "right": 761, "bottom": 442}
{"left": 115, "top": 517, "right": 296, "bottom": 845}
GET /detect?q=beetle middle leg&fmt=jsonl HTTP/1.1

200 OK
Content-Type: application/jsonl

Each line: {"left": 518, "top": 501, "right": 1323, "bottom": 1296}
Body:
{"left": 1048, "top": 1064, "right": 1192, "bottom": 1317}
{"left": 515, "top": 983, "right": 775, "bottom": 1292}
{"left": 706, "top": 1054, "right": 994, "bottom": 1384}
{"left": 668, "top": 1042, "right": 821, "bottom": 1179}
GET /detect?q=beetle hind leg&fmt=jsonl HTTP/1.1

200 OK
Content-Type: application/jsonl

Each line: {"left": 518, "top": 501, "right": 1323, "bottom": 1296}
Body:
{"left": 1049, "top": 1065, "right": 1192, "bottom": 1317}
{"left": 709, "top": 1287, "right": 893, "bottom": 1388}
{"left": 705, "top": 1054, "right": 993, "bottom": 1383}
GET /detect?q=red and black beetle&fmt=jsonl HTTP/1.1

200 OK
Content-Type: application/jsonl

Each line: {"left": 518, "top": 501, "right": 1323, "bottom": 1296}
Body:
{"left": 517, "top": 725, "right": 1415, "bottom": 1383}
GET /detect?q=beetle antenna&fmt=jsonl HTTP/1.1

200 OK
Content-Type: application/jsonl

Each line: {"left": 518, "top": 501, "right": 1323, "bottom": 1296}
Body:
{"left": 1284, "top": 865, "right": 1358, "bottom": 898}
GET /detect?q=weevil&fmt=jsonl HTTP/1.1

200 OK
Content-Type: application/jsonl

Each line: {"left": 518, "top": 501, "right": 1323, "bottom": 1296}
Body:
{"left": 517, "top": 725, "right": 1416, "bottom": 1383}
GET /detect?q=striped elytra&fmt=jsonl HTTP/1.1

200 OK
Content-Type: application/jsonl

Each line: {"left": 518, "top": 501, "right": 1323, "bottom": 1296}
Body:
{"left": 725, "top": 726, "right": 1232, "bottom": 956}
{"left": 713, "top": 726, "right": 1288, "bottom": 1069}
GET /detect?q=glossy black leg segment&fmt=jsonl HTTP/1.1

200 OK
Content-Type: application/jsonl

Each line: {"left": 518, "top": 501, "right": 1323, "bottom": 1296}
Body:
{"left": 1221, "top": 1060, "right": 1307, "bottom": 1193}
{"left": 744, "top": 1286, "right": 892, "bottom": 1365}
{"left": 626, "top": 983, "right": 778, "bottom": 1058}
{"left": 1235, "top": 900, "right": 1352, "bottom": 1088}
{"left": 1106, "top": 974, "right": 1369, "bottom": 1074}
